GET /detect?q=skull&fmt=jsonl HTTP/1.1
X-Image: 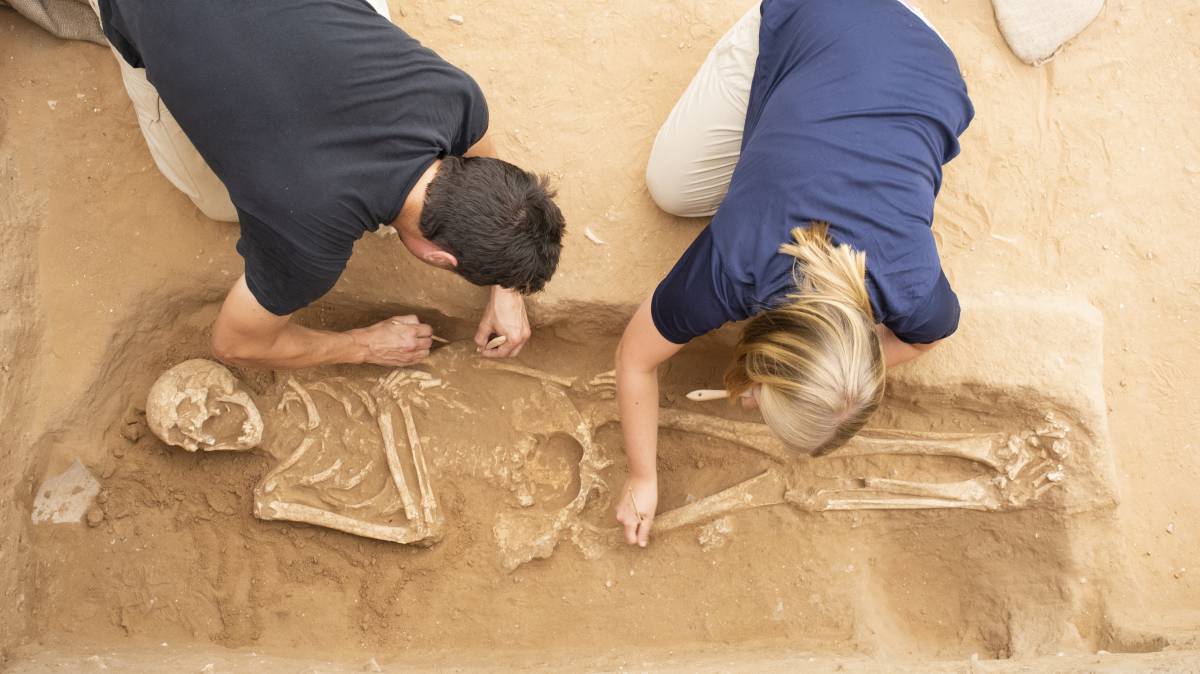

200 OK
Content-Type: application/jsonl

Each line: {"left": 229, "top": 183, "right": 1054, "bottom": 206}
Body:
{"left": 146, "top": 359, "right": 264, "bottom": 452}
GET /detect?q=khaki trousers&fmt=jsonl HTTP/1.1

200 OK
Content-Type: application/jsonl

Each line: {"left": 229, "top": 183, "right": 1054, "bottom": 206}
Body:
{"left": 87, "top": 0, "right": 393, "bottom": 222}
{"left": 644, "top": 1, "right": 940, "bottom": 218}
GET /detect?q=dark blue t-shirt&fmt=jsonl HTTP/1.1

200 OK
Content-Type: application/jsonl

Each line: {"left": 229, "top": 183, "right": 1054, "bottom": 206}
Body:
{"left": 98, "top": 0, "right": 489, "bottom": 315}
{"left": 652, "top": 0, "right": 973, "bottom": 345}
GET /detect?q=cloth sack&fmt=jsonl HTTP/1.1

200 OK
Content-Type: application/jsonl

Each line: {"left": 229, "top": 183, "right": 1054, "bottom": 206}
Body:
{"left": 1, "top": 0, "right": 104, "bottom": 44}
{"left": 992, "top": 0, "right": 1104, "bottom": 65}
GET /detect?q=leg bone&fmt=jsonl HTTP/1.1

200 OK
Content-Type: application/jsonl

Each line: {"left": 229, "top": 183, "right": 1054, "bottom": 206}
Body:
{"left": 285, "top": 378, "right": 321, "bottom": 430}
{"left": 654, "top": 469, "right": 789, "bottom": 532}
{"left": 474, "top": 360, "right": 578, "bottom": 388}
{"left": 833, "top": 428, "right": 1008, "bottom": 471}
{"left": 658, "top": 409, "right": 792, "bottom": 463}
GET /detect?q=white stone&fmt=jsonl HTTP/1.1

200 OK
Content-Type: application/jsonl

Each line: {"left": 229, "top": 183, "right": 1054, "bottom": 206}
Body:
{"left": 31, "top": 460, "right": 101, "bottom": 524}
{"left": 991, "top": 0, "right": 1104, "bottom": 66}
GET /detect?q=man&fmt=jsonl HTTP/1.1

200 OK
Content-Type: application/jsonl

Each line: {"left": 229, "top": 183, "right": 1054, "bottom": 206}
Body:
{"left": 89, "top": 0, "right": 565, "bottom": 368}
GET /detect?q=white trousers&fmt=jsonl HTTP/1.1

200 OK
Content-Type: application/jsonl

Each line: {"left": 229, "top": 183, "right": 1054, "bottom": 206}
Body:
{"left": 644, "top": 1, "right": 939, "bottom": 218}
{"left": 88, "top": 0, "right": 393, "bottom": 222}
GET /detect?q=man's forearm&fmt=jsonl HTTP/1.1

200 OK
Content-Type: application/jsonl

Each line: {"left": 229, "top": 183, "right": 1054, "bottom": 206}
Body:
{"left": 214, "top": 323, "right": 364, "bottom": 370}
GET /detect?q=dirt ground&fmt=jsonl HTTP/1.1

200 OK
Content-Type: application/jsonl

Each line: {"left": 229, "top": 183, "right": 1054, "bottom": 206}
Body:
{"left": 2, "top": 0, "right": 1199, "bottom": 670}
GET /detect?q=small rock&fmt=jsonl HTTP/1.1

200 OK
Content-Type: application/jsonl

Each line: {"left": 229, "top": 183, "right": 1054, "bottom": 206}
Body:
{"left": 86, "top": 507, "right": 106, "bottom": 527}
{"left": 365, "top": 657, "right": 383, "bottom": 672}
{"left": 47, "top": 100, "right": 58, "bottom": 110}
{"left": 447, "top": 13, "right": 464, "bottom": 25}
{"left": 120, "top": 420, "right": 144, "bottom": 443}
{"left": 199, "top": 664, "right": 215, "bottom": 674}
{"left": 1167, "top": 522, "right": 1175, "bottom": 534}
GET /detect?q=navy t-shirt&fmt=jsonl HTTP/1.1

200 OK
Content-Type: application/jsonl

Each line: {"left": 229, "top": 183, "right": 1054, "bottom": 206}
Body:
{"left": 98, "top": 0, "right": 489, "bottom": 315}
{"left": 652, "top": 0, "right": 973, "bottom": 345}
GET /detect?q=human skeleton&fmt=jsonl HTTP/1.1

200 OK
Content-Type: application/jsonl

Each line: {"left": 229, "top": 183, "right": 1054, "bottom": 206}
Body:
{"left": 146, "top": 341, "right": 1071, "bottom": 570}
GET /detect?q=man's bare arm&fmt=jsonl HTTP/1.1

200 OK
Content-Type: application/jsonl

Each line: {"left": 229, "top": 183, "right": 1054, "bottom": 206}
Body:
{"left": 211, "top": 275, "right": 433, "bottom": 369}
{"left": 876, "top": 323, "right": 940, "bottom": 368}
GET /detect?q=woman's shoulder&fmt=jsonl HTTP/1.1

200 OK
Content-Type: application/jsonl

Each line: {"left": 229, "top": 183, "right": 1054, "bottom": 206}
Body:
{"left": 879, "top": 269, "right": 961, "bottom": 344}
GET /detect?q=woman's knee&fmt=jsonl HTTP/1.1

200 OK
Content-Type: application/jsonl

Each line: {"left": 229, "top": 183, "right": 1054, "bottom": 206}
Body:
{"left": 645, "top": 156, "right": 692, "bottom": 217}
{"left": 645, "top": 145, "right": 724, "bottom": 218}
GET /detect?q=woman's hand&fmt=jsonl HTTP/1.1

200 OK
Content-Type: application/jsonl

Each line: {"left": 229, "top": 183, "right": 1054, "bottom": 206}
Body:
{"left": 616, "top": 474, "right": 658, "bottom": 547}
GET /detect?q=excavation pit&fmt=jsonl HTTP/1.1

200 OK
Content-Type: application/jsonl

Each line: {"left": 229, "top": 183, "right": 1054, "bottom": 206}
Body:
{"left": 10, "top": 293, "right": 1172, "bottom": 670}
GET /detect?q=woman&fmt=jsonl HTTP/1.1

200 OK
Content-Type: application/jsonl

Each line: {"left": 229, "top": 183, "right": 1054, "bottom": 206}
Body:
{"left": 615, "top": 0, "right": 974, "bottom": 546}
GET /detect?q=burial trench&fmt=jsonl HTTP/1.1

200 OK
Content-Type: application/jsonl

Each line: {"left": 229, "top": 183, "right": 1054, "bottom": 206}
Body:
{"left": 16, "top": 291, "right": 1169, "bottom": 664}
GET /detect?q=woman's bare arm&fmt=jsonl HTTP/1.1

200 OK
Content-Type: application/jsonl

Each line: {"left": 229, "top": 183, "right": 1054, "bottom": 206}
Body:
{"left": 876, "top": 323, "right": 940, "bottom": 368}
{"left": 614, "top": 297, "right": 684, "bottom": 546}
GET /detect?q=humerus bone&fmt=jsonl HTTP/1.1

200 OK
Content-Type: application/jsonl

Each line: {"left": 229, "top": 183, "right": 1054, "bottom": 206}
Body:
{"left": 398, "top": 399, "right": 440, "bottom": 528}
{"left": 254, "top": 500, "right": 432, "bottom": 546}
{"left": 375, "top": 404, "right": 420, "bottom": 524}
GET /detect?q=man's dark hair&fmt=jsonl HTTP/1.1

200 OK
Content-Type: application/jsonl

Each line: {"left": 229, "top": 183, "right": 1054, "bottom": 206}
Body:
{"left": 419, "top": 156, "right": 565, "bottom": 294}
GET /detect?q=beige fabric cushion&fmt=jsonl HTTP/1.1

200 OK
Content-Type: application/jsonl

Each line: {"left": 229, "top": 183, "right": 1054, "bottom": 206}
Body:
{"left": 991, "top": 0, "right": 1104, "bottom": 65}
{"left": 1, "top": 0, "right": 104, "bottom": 44}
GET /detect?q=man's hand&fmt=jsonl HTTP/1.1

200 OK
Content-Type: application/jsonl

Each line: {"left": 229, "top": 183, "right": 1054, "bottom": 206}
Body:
{"left": 347, "top": 315, "right": 433, "bottom": 366}
{"left": 474, "top": 286, "right": 530, "bottom": 358}
{"left": 212, "top": 276, "right": 434, "bottom": 369}
{"left": 616, "top": 474, "right": 658, "bottom": 548}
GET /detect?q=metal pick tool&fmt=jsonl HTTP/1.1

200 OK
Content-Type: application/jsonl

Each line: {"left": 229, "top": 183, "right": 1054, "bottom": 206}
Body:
{"left": 627, "top": 486, "right": 645, "bottom": 522}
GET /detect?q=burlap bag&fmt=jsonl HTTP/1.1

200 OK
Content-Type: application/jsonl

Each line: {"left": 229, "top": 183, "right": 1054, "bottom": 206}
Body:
{"left": 992, "top": 0, "right": 1104, "bottom": 65}
{"left": 1, "top": 0, "right": 103, "bottom": 44}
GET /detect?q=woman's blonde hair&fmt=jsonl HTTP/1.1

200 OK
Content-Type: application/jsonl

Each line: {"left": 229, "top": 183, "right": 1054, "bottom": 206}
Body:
{"left": 725, "top": 222, "right": 885, "bottom": 457}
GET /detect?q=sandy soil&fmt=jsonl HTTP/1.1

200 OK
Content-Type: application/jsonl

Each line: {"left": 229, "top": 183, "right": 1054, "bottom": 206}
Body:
{"left": 2, "top": 0, "right": 1199, "bottom": 670}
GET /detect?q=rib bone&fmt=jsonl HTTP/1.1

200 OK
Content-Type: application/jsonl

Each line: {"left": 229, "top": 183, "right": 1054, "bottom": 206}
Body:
{"left": 284, "top": 379, "right": 321, "bottom": 431}
{"left": 261, "top": 437, "right": 314, "bottom": 494}
{"left": 307, "top": 382, "right": 356, "bottom": 418}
